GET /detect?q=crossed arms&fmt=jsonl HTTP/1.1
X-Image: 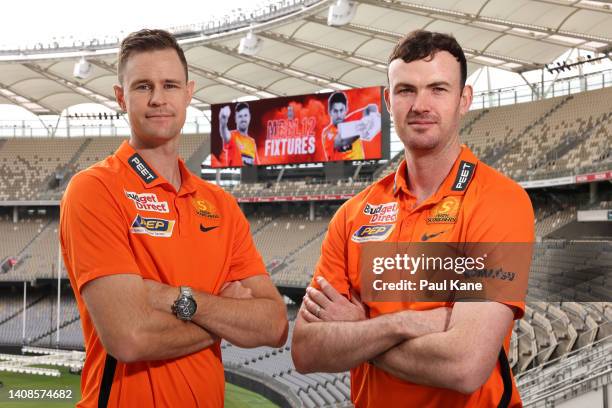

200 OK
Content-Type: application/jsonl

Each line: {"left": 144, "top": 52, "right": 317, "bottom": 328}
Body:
{"left": 82, "top": 274, "right": 288, "bottom": 363}
{"left": 291, "top": 277, "right": 514, "bottom": 394}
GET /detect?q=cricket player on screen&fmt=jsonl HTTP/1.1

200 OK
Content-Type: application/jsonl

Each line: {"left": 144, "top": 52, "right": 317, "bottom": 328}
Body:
{"left": 218, "top": 102, "right": 258, "bottom": 166}
{"left": 321, "top": 91, "right": 381, "bottom": 162}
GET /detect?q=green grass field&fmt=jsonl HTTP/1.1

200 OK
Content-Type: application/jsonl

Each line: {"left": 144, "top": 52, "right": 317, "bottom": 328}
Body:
{"left": 0, "top": 367, "right": 278, "bottom": 407}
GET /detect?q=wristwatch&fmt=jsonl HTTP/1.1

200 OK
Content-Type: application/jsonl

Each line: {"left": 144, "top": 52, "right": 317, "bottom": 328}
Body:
{"left": 171, "top": 286, "right": 197, "bottom": 321}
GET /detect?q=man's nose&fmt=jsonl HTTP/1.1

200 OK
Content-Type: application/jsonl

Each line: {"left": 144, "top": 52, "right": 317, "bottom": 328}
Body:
{"left": 149, "top": 86, "right": 166, "bottom": 106}
{"left": 410, "top": 91, "right": 430, "bottom": 114}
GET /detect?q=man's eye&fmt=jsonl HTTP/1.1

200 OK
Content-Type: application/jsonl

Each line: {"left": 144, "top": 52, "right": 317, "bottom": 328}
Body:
{"left": 433, "top": 87, "right": 447, "bottom": 92}
{"left": 136, "top": 84, "right": 151, "bottom": 90}
{"left": 165, "top": 84, "right": 179, "bottom": 89}
{"left": 397, "top": 88, "right": 413, "bottom": 94}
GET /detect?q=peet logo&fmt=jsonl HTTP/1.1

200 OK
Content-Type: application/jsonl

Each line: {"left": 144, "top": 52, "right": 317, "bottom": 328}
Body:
{"left": 427, "top": 196, "right": 462, "bottom": 224}
{"left": 363, "top": 202, "right": 398, "bottom": 223}
{"left": 192, "top": 198, "right": 220, "bottom": 219}
{"left": 125, "top": 191, "right": 169, "bottom": 213}
{"left": 351, "top": 224, "right": 394, "bottom": 243}
{"left": 128, "top": 153, "right": 158, "bottom": 184}
{"left": 130, "top": 215, "right": 174, "bottom": 237}
{"left": 451, "top": 161, "right": 475, "bottom": 191}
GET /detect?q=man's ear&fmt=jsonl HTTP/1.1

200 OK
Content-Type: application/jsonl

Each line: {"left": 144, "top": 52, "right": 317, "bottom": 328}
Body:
{"left": 186, "top": 80, "right": 195, "bottom": 103}
{"left": 459, "top": 84, "right": 473, "bottom": 116}
{"left": 113, "top": 84, "right": 126, "bottom": 112}
{"left": 383, "top": 87, "right": 392, "bottom": 118}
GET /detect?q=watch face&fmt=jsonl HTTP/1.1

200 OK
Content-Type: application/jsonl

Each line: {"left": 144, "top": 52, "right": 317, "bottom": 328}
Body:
{"left": 176, "top": 297, "right": 197, "bottom": 320}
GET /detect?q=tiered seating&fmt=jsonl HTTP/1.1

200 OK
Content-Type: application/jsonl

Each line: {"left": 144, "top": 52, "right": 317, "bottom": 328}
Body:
{"left": 273, "top": 233, "right": 325, "bottom": 287}
{"left": 10, "top": 220, "right": 61, "bottom": 281}
{"left": 0, "top": 137, "right": 85, "bottom": 200}
{"left": 516, "top": 332, "right": 611, "bottom": 406}
{"left": 222, "top": 317, "right": 352, "bottom": 408}
{"left": 71, "top": 137, "right": 126, "bottom": 174}
{"left": 252, "top": 216, "right": 328, "bottom": 265}
{"left": 0, "top": 293, "right": 79, "bottom": 347}
{"left": 461, "top": 96, "right": 560, "bottom": 165}
{"left": 498, "top": 87, "right": 612, "bottom": 179}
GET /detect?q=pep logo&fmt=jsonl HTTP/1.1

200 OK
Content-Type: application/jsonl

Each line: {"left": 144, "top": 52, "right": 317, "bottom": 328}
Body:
{"left": 351, "top": 224, "right": 394, "bottom": 243}
{"left": 130, "top": 215, "right": 175, "bottom": 237}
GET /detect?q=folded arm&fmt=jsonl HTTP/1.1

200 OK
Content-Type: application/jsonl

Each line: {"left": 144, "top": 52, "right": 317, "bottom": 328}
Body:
{"left": 291, "top": 277, "right": 449, "bottom": 373}
{"left": 372, "top": 301, "right": 514, "bottom": 394}
{"left": 146, "top": 275, "right": 288, "bottom": 349}
{"left": 81, "top": 273, "right": 217, "bottom": 364}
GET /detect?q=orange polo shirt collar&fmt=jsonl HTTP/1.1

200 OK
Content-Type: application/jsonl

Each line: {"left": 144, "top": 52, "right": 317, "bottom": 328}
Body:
{"left": 114, "top": 140, "right": 197, "bottom": 196}
{"left": 393, "top": 145, "right": 479, "bottom": 205}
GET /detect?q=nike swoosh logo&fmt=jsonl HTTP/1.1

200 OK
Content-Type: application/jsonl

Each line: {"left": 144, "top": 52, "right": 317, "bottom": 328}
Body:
{"left": 421, "top": 230, "right": 449, "bottom": 241}
{"left": 200, "top": 224, "right": 219, "bottom": 233}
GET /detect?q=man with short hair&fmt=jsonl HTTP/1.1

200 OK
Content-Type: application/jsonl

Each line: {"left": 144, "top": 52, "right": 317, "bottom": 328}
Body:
{"left": 218, "top": 102, "right": 258, "bottom": 166}
{"left": 292, "top": 30, "right": 533, "bottom": 407}
{"left": 60, "top": 29, "right": 287, "bottom": 408}
{"left": 321, "top": 91, "right": 365, "bottom": 161}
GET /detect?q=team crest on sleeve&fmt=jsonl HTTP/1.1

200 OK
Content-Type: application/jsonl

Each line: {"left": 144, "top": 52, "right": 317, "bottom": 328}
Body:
{"left": 130, "top": 215, "right": 175, "bottom": 237}
{"left": 351, "top": 224, "right": 394, "bottom": 243}
{"left": 363, "top": 202, "right": 398, "bottom": 223}
{"left": 426, "top": 196, "right": 463, "bottom": 224}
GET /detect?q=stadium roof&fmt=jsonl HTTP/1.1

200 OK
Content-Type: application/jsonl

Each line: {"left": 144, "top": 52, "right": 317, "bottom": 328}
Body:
{"left": 0, "top": 0, "right": 610, "bottom": 115}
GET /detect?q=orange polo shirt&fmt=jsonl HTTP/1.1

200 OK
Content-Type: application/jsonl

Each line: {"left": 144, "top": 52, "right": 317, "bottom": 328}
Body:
{"left": 322, "top": 123, "right": 365, "bottom": 161}
{"left": 312, "top": 145, "right": 534, "bottom": 407}
{"left": 219, "top": 130, "right": 257, "bottom": 167}
{"left": 60, "top": 140, "right": 266, "bottom": 408}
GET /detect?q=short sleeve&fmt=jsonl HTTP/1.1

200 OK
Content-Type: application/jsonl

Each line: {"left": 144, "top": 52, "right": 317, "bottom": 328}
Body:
{"left": 226, "top": 198, "right": 267, "bottom": 281}
{"left": 60, "top": 172, "right": 140, "bottom": 292}
{"left": 466, "top": 182, "right": 534, "bottom": 319}
{"left": 311, "top": 204, "right": 351, "bottom": 297}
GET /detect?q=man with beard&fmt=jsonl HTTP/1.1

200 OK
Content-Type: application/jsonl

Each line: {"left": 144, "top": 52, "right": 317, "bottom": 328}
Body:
{"left": 292, "top": 30, "right": 533, "bottom": 408}
{"left": 218, "top": 102, "right": 258, "bottom": 166}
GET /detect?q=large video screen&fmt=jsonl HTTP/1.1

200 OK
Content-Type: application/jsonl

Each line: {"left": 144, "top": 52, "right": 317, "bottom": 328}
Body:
{"left": 210, "top": 86, "right": 388, "bottom": 168}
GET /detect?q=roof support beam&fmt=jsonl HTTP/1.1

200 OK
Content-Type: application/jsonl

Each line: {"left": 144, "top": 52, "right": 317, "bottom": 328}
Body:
{"left": 23, "top": 63, "right": 120, "bottom": 111}
{"left": 305, "top": 15, "right": 539, "bottom": 71}
{"left": 205, "top": 43, "right": 358, "bottom": 92}
{"left": 0, "top": 81, "right": 56, "bottom": 114}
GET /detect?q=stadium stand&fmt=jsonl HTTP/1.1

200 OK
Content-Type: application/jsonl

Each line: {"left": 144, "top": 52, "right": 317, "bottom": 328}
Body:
{"left": 0, "top": 133, "right": 209, "bottom": 201}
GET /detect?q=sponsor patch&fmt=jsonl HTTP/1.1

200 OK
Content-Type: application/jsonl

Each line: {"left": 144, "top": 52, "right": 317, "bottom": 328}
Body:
{"left": 128, "top": 153, "right": 158, "bottom": 184}
{"left": 192, "top": 198, "right": 220, "bottom": 219}
{"left": 363, "top": 202, "right": 398, "bottom": 223}
{"left": 426, "top": 196, "right": 462, "bottom": 224}
{"left": 130, "top": 215, "right": 174, "bottom": 237}
{"left": 125, "top": 191, "right": 169, "bottom": 213}
{"left": 451, "top": 161, "right": 475, "bottom": 191}
{"left": 351, "top": 224, "right": 394, "bottom": 243}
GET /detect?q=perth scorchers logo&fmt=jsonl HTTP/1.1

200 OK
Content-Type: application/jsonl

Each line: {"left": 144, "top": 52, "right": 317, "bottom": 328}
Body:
{"left": 192, "top": 198, "right": 220, "bottom": 219}
{"left": 426, "top": 196, "right": 462, "bottom": 224}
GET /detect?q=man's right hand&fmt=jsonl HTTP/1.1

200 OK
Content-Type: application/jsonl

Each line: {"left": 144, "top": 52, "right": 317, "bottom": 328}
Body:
{"left": 219, "top": 106, "right": 230, "bottom": 125}
{"left": 220, "top": 281, "right": 253, "bottom": 299}
{"left": 301, "top": 277, "right": 367, "bottom": 322}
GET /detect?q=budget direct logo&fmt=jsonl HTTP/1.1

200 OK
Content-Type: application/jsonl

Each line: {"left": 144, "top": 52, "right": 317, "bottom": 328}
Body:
{"left": 125, "top": 191, "right": 169, "bottom": 213}
{"left": 363, "top": 202, "right": 398, "bottom": 223}
{"left": 351, "top": 224, "right": 394, "bottom": 243}
{"left": 130, "top": 215, "right": 175, "bottom": 238}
